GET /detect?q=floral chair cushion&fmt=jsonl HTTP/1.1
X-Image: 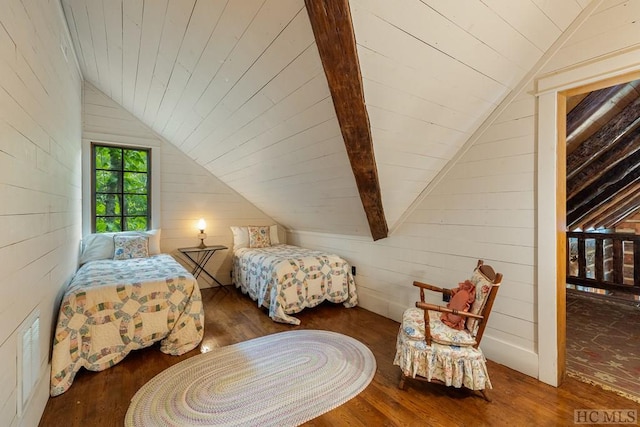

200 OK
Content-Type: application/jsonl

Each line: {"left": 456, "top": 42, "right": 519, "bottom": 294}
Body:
{"left": 466, "top": 267, "right": 496, "bottom": 333}
{"left": 402, "top": 307, "right": 476, "bottom": 347}
{"left": 394, "top": 323, "right": 491, "bottom": 390}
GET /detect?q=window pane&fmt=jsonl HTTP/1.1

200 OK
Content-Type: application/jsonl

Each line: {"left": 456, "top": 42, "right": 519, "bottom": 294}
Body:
{"left": 124, "top": 194, "right": 147, "bottom": 215}
{"left": 92, "top": 144, "right": 151, "bottom": 233}
{"left": 124, "top": 150, "right": 148, "bottom": 172}
{"left": 96, "top": 217, "right": 122, "bottom": 232}
{"left": 123, "top": 172, "right": 148, "bottom": 193}
{"left": 96, "top": 193, "right": 121, "bottom": 215}
{"left": 95, "top": 170, "right": 121, "bottom": 193}
{"left": 95, "top": 146, "right": 122, "bottom": 170}
{"left": 126, "top": 216, "right": 147, "bottom": 231}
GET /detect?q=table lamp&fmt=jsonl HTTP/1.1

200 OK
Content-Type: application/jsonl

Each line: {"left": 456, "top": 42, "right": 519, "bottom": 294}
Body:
{"left": 197, "top": 218, "right": 207, "bottom": 248}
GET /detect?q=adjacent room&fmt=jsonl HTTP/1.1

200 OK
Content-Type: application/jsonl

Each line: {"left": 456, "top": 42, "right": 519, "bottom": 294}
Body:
{"left": 2, "top": 0, "right": 639, "bottom": 425}
{"left": 564, "top": 79, "right": 640, "bottom": 401}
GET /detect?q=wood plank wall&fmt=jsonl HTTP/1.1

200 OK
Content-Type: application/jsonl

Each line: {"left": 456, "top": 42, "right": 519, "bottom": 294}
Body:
{"left": 0, "top": 1, "right": 82, "bottom": 425}
{"left": 290, "top": 0, "right": 640, "bottom": 381}
{"left": 82, "top": 83, "right": 276, "bottom": 288}
{"left": 1, "top": 4, "right": 636, "bottom": 425}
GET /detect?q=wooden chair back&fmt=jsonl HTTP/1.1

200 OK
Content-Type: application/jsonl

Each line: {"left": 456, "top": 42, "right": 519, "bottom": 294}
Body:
{"left": 473, "top": 261, "right": 503, "bottom": 346}
{"left": 413, "top": 260, "right": 503, "bottom": 348}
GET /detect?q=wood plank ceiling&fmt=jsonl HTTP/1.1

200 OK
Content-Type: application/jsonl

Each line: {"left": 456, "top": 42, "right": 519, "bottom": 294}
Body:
{"left": 60, "top": 0, "right": 588, "bottom": 239}
{"left": 566, "top": 79, "right": 640, "bottom": 231}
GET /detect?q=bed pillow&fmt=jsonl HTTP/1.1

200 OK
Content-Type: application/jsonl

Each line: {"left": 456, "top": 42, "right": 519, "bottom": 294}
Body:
{"left": 141, "top": 229, "right": 161, "bottom": 255}
{"left": 80, "top": 229, "right": 161, "bottom": 264}
{"left": 230, "top": 226, "right": 250, "bottom": 250}
{"left": 248, "top": 226, "right": 271, "bottom": 248}
{"left": 79, "top": 233, "right": 115, "bottom": 264}
{"left": 113, "top": 235, "right": 149, "bottom": 260}
{"left": 231, "top": 225, "right": 281, "bottom": 250}
{"left": 269, "top": 225, "right": 280, "bottom": 245}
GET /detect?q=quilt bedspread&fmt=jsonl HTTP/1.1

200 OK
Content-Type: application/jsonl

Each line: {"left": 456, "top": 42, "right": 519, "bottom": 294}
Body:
{"left": 50, "top": 254, "right": 204, "bottom": 396}
{"left": 233, "top": 244, "right": 357, "bottom": 324}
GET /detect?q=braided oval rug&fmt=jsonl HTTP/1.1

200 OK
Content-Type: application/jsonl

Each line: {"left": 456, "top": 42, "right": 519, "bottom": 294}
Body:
{"left": 125, "top": 330, "right": 376, "bottom": 426}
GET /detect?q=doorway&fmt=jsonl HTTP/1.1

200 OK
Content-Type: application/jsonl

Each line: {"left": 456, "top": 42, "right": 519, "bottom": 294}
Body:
{"left": 562, "top": 77, "right": 640, "bottom": 400}
{"left": 536, "top": 57, "right": 640, "bottom": 387}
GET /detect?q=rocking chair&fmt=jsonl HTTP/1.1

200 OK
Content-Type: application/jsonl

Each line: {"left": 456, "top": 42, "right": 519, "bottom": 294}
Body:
{"left": 393, "top": 260, "right": 503, "bottom": 401}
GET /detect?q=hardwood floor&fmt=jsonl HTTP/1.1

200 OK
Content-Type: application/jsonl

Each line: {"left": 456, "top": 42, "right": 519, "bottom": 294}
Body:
{"left": 40, "top": 286, "right": 639, "bottom": 426}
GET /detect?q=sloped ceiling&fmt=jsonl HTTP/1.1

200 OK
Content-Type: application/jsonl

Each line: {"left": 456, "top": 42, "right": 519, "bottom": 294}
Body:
{"left": 566, "top": 79, "right": 640, "bottom": 230}
{"left": 61, "top": 0, "right": 589, "bottom": 239}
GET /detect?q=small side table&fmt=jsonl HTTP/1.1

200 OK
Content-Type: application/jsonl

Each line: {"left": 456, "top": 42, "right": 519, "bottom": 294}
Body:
{"left": 178, "top": 245, "right": 228, "bottom": 288}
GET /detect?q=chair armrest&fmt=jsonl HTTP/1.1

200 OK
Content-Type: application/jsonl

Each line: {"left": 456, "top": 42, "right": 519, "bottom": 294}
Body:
{"left": 415, "top": 302, "right": 483, "bottom": 320}
{"left": 413, "top": 281, "right": 448, "bottom": 293}
{"left": 413, "top": 281, "right": 453, "bottom": 301}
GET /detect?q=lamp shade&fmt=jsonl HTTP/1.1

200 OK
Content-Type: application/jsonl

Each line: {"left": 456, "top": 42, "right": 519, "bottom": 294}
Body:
{"left": 197, "top": 218, "right": 206, "bottom": 231}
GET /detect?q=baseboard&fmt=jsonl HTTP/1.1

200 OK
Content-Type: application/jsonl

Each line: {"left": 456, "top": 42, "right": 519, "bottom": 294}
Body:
{"left": 356, "top": 288, "right": 405, "bottom": 323}
{"left": 477, "top": 335, "right": 539, "bottom": 379}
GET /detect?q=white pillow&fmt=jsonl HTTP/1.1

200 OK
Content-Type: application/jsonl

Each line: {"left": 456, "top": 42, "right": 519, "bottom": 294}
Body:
{"left": 269, "top": 225, "right": 280, "bottom": 245}
{"left": 140, "top": 229, "right": 161, "bottom": 254}
{"left": 79, "top": 233, "right": 115, "bottom": 264}
{"left": 230, "top": 225, "right": 281, "bottom": 251}
{"left": 80, "top": 229, "right": 161, "bottom": 264}
{"left": 230, "top": 226, "right": 249, "bottom": 251}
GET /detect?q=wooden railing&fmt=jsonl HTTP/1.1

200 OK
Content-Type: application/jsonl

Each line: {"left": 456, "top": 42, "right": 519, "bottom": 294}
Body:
{"left": 567, "top": 231, "right": 640, "bottom": 295}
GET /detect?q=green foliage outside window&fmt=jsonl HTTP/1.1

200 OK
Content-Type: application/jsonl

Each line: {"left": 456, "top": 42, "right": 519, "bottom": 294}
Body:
{"left": 93, "top": 145, "right": 150, "bottom": 232}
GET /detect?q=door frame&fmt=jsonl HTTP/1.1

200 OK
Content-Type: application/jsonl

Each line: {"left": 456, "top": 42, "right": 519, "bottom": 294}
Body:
{"left": 535, "top": 49, "right": 640, "bottom": 386}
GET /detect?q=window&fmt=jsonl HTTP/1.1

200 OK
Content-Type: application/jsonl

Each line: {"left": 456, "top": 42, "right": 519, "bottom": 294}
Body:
{"left": 92, "top": 144, "right": 150, "bottom": 232}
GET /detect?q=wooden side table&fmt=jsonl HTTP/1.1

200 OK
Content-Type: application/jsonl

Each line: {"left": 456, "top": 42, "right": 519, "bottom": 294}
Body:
{"left": 178, "top": 245, "right": 228, "bottom": 287}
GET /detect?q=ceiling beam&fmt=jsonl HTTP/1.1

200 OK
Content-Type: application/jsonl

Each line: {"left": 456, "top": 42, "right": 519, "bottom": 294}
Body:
{"left": 567, "top": 95, "right": 640, "bottom": 180}
{"left": 598, "top": 200, "right": 640, "bottom": 229}
{"left": 567, "top": 155, "right": 640, "bottom": 227}
{"left": 304, "top": 0, "right": 388, "bottom": 241}
{"left": 576, "top": 181, "right": 640, "bottom": 230}
{"left": 565, "top": 83, "right": 632, "bottom": 154}
{"left": 566, "top": 120, "right": 640, "bottom": 199}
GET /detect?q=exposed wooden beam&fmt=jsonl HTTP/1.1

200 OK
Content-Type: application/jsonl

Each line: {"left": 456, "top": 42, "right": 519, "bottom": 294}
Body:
{"left": 567, "top": 95, "right": 640, "bottom": 179}
{"left": 600, "top": 203, "right": 640, "bottom": 229}
{"left": 567, "top": 155, "right": 640, "bottom": 227}
{"left": 565, "top": 93, "right": 588, "bottom": 115}
{"left": 566, "top": 121, "right": 640, "bottom": 199}
{"left": 575, "top": 181, "right": 640, "bottom": 230}
{"left": 592, "top": 189, "right": 640, "bottom": 229}
{"left": 565, "top": 83, "right": 640, "bottom": 152}
{"left": 304, "top": 0, "right": 388, "bottom": 241}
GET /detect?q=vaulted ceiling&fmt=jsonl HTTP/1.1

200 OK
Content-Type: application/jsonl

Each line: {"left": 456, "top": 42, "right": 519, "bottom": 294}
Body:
{"left": 60, "top": 0, "right": 591, "bottom": 239}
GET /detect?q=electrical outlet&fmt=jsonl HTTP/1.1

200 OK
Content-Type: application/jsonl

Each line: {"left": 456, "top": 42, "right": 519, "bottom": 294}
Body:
{"left": 351, "top": 266, "right": 356, "bottom": 276}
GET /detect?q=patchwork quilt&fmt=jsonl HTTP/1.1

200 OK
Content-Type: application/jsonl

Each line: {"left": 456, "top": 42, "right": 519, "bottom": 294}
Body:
{"left": 50, "top": 254, "right": 204, "bottom": 396}
{"left": 233, "top": 244, "right": 357, "bottom": 324}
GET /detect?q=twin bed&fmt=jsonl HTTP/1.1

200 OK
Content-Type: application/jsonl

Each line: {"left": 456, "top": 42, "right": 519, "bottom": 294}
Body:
{"left": 233, "top": 243, "right": 358, "bottom": 325}
{"left": 230, "top": 225, "right": 357, "bottom": 325}
{"left": 51, "top": 226, "right": 357, "bottom": 395}
{"left": 50, "top": 231, "right": 203, "bottom": 396}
